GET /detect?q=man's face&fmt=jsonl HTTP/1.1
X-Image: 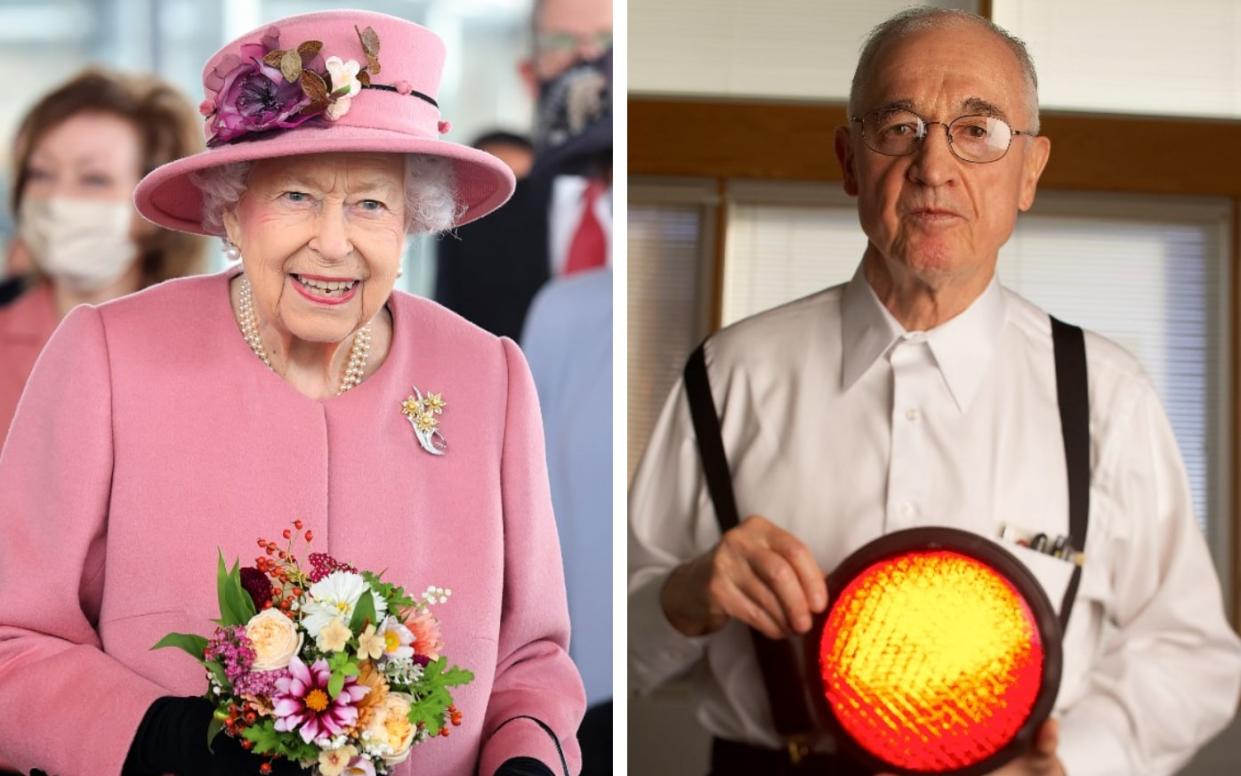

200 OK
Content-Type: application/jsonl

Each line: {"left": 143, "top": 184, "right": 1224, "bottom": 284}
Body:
{"left": 834, "top": 22, "right": 1051, "bottom": 288}
{"left": 529, "top": 0, "right": 613, "bottom": 82}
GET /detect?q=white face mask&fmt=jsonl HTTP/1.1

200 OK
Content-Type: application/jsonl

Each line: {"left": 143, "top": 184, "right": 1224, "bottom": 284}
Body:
{"left": 18, "top": 196, "right": 139, "bottom": 292}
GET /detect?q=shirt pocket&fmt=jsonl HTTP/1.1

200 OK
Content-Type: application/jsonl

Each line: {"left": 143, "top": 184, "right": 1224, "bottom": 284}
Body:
{"left": 999, "top": 540, "right": 1078, "bottom": 618}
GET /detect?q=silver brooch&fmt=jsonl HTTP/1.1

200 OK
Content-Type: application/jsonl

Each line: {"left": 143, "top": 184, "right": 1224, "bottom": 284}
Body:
{"left": 400, "top": 386, "right": 447, "bottom": 456}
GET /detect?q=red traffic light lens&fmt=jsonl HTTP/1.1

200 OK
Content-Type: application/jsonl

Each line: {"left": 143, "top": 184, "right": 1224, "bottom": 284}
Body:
{"left": 815, "top": 530, "right": 1060, "bottom": 774}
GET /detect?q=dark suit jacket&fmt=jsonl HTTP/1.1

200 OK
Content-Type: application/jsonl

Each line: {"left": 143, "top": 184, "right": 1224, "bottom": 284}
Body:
{"left": 435, "top": 175, "right": 551, "bottom": 341}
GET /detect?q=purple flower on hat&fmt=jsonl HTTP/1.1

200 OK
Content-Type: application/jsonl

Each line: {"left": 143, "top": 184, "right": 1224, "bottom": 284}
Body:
{"left": 206, "top": 42, "right": 315, "bottom": 145}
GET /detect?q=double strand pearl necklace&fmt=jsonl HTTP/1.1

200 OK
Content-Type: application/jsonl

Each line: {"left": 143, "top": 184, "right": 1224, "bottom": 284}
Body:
{"left": 237, "top": 275, "right": 373, "bottom": 395}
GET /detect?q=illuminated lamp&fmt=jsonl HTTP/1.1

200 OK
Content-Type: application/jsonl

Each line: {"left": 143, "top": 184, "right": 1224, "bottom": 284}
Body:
{"left": 808, "top": 527, "right": 1062, "bottom": 775}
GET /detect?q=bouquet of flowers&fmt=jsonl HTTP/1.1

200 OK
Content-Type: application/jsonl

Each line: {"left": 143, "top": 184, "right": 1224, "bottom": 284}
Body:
{"left": 155, "top": 520, "right": 473, "bottom": 775}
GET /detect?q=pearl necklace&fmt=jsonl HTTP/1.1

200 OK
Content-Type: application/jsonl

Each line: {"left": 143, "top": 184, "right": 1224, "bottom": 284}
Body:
{"left": 237, "top": 275, "right": 373, "bottom": 395}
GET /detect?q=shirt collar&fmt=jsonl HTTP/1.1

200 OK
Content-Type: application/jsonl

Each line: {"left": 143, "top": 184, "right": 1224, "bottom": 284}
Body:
{"left": 841, "top": 267, "right": 1008, "bottom": 413}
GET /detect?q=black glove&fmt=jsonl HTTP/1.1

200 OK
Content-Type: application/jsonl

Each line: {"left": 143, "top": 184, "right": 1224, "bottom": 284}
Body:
{"left": 496, "top": 757, "right": 556, "bottom": 776}
{"left": 123, "top": 696, "right": 307, "bottom": 776}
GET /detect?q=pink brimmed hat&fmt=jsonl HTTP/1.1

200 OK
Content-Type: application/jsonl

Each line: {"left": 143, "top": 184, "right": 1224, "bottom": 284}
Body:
{"left": 135, "top": 10, "right": 515, "bottom": 235}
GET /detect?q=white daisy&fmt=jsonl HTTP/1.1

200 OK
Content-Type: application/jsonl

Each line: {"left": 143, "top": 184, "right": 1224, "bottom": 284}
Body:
{"left": 302, "top": 571, "right": 387, "bottom": 638}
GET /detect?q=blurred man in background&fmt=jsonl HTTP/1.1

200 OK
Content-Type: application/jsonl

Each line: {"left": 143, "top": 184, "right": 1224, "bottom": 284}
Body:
{"left": 435, "top": 0, "right": 612, "bottom": 340}
{"left": 471, "top": 129, "right": 535, "bottom": 180}
{"left": 522, "top": 46, "right": 612, "bottom": 776}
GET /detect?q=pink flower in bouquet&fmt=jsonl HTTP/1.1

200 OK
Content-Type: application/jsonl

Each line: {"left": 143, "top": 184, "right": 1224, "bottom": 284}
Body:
{"left": 273, "top": 655, "right": 370, "bottom": 745}
{"left": 407, "top": 609, "right": 444, "bottom": 661}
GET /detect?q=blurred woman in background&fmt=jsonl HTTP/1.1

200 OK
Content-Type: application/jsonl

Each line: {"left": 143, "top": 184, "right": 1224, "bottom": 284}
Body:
{"left": 0, "top": 68, "right": 205, "bottom": 442}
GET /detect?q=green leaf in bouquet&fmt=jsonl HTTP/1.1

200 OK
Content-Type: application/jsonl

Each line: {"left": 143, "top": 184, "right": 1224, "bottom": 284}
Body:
{"left": 441, "top": 665, "right": 475, "bottom": 687}
{"left": 151, "top": 631, "right": 208, "bottom": 660}
{"left": 215, "top": 551, "right": 258, "bottom": 626}
{"left": 328, "top": 670, "right": 345, "bottom": 699}
{"left": 362, "top": 571, "right": 416, "bottom": 612}
{"left": 243, "top": 719, "right": 321, "bottom": 762}
{"left": 243, "top": 720, "right": 281, "bottom": 754}
{"left": 203, "top": 659, "right": 231, "bottom": 692}
{"left": 206, "top": 715, "right": 224, "bottom": 752}
{"left": 349, "top": 586, "right": 377, "bottom": 633}
{"left": 407, "top": 690, "right": 451, "bottom": 732}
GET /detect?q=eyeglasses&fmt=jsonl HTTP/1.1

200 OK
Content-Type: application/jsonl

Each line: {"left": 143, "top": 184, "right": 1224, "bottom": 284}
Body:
{"left": 535, "top": 30, "right": 613, "bottom": 56}
{"left": 852, "top": 108, "right": 1037, "bottom": 164}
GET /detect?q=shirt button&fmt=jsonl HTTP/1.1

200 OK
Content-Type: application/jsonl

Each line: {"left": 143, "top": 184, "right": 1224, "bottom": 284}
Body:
{"left": 899, "top": 502, "right": 915, "bottom": 518}
{"left": 905, "top": 408, "right": 921, "bottom": 422}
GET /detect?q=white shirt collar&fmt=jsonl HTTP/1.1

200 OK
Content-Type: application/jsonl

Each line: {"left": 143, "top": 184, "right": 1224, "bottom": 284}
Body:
{"left": 841, "top": 266, "right": 1008, "bottom": 412}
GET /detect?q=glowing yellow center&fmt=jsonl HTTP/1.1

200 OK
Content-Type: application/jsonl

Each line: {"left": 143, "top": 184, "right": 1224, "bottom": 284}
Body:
{"left": 335, "top": 601, "right": 351, "bottom": 614}
{"left": 304, "top": 689, "right": 330, "bottom": 712}
{"left": 385, "top": 631, "right": 402, "bottom": 652}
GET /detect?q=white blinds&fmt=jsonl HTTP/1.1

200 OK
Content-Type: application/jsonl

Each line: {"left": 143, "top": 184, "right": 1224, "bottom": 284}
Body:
{"left": 629, "top": 0, "right": 975, "bottom": 99}
{"left": 721, "top": 191, "right": 1230, "bottom": 544}
{"left": 996, "top": 204, "right": 1230, "bottom": 542}
{"left": 628, "top": 204, "right": 711, "bottom": 479}
{"left": 994, "top": 0, "right": 1241, "bottom": 118}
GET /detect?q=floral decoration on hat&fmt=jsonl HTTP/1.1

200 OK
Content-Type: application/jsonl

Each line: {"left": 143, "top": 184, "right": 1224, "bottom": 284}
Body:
{"left": 204, "top": 24, "right": 383, "bottom": 146}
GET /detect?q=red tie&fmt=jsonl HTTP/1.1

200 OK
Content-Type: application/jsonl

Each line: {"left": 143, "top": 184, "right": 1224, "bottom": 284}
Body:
{"left": 564, "top": 179, "right": 607, "bottom": 275}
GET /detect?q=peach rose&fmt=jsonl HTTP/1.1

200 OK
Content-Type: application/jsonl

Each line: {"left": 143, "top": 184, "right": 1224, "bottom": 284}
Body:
{"left": 244, "top": 609, "right": 302, "bottom": 671}
{"left": 362, "top": 692, "right": 416, "bottom": 765}
{"left": 407, "top": 609, "right": 443, "bottom": 661}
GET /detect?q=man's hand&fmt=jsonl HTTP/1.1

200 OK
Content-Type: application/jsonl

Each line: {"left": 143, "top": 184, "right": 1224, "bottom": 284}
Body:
{"left": 660, "top": 515, "right": 827, "bottom": 639}
{"left": 877, "top": 719, "right": 1064, "bottom": 776}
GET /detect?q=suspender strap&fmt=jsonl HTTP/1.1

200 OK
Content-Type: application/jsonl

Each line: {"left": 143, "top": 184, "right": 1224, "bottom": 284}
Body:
{"left": 683, "top": 343, "right": 818, "bottom": 743}
{"left": 1050, "top": 316, "right": 1090, "bottom": 629}
{"left": 685, "top": 344, "right": 742, "bottom": 532}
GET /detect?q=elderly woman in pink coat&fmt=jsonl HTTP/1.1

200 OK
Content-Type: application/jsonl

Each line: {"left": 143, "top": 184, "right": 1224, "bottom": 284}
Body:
{"left": 0, "top": 10, "right": 584, "bottom": 776}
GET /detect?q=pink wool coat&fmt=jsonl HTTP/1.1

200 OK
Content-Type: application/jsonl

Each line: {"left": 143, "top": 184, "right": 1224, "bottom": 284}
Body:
{"left": 0, "top": 269, "right": 585, "bottom": 775}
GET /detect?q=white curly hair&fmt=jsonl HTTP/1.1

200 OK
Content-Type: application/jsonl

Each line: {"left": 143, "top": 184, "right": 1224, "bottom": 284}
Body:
{"left": 190, "top": 153, "right": 463, "bottom": 237}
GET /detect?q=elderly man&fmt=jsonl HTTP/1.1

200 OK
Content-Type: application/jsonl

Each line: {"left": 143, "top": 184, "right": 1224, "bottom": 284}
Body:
{"left": 628, "top": 8, "right": 1241, "bottom": 776}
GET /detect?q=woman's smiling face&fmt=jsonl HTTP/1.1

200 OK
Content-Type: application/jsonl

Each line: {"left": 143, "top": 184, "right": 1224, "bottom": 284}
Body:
{"left": 224, "top": 152, "right": 407, "bottom": 345}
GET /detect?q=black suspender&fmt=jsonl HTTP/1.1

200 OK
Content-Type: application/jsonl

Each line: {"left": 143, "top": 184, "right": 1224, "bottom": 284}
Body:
{"left": 1050, "top": 316, "right": 1090, "bottom": 629}
{"left": 684, "top": 344, "right": 819, "bottom": 742}
{"left": 681, "top": 313, "right": 1091, "bottom": 741}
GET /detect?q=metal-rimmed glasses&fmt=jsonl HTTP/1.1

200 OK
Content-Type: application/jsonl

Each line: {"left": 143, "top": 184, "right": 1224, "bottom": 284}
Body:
{"left": 852, "top": 108, "right": 1037, "bottom": 164}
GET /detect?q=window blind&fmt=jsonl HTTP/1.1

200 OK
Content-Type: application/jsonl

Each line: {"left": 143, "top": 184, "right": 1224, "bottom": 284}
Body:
{"left": 628, "top": 204, "right": 712, "bottom": 479}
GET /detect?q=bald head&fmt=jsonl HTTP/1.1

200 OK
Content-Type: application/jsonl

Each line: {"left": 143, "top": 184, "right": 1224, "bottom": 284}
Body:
{"left": 849, "top": 8, "right": 1040, "bottom": 133}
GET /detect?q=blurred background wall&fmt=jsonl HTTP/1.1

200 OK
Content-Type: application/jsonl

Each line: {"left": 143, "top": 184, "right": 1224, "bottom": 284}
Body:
{"left": 628, "top": 1, "right": 1241, "bottom": 773}
{"left": 0, "top": 0, "right": 537, "bottom": 294}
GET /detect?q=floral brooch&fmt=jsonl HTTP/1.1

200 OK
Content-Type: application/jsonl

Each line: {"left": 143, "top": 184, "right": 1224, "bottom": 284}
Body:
{"left": 202, "top": 25, "right": 383, "bottom": 146}
{"left": 401, "top": 387, "right": 447, "bottom": 456}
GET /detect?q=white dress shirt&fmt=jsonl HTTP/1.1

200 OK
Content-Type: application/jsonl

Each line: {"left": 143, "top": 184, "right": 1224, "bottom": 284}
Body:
{"left": 548, "top": 175, "right": 613, "bottom": 275}
{"left": 628, "top": 269, "right": 1241, "bottom": 776}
